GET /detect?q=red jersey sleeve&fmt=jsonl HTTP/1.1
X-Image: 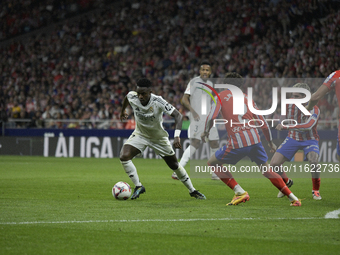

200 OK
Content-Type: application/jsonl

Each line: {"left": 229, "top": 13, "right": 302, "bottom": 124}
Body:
{"left": 283, "top": 106, "right": 320, "bottom": 131}
{"left": 322, "top": 70, "right": 340, "bottom": 91}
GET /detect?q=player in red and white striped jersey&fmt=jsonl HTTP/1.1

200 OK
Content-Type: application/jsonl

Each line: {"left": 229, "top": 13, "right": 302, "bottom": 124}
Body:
{"left": 205, "top": 87, "right": 272, "bottom": 149}
{"left": 272, "top": 83, "right": 322, "bottom": 200}
{"left": 286, "top": 104, "right": 320, "bottom": 141}
{"left": 201, "top": 72, "right": 301, "bottom": 206}
{"left": 307, "top": 69, "right": 340, "bottom": 161}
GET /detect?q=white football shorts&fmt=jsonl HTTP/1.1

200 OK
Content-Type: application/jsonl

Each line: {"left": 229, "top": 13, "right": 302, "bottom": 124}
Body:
{"left": 188, "top": 120, "right": 219, "bottom": 141}
{"left": 125, "top": 133, "right": 175, "bottom": 157}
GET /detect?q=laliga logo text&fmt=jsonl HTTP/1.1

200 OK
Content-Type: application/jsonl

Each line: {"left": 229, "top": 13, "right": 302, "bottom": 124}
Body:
{"left": 201, "top": 84, "right": 311, "bottom": 128}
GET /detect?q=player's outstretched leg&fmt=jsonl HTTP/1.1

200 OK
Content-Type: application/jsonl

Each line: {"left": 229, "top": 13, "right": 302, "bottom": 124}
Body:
{"left": 164, "top": 155, "right": 206, "bottom": 200}
{"left": 210, "top": 146, "right": 220, "bottom": 180}
{"left": 173, "top": 144, "right": 198, "bottom": 180}
{"left": 120, "top": 144, "right": 145, "bottom": 200}
{"left": 308, "top": 152, "right": 322, "bottom": 200}
{"left": 174, "top": 165, "right": 206, "bottom": 199}
{"left": 277, "top": 179, "right": 293, "bottom": 198}
{"left": 207, "top": 157, "right": 249, "bottom": 205}
{"left": 262, "top": 167, "right": 301, "bottom": 206}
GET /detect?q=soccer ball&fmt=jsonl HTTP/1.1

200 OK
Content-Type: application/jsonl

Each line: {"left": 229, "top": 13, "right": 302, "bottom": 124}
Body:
{"left": 112, "top": 181, "right": 131, "bottom": 200}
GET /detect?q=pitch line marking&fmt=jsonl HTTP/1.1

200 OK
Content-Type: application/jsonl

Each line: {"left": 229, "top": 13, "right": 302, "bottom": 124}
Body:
{"left": 0, "top": 217, "right": 324, "bottom": 225}
{"left": 325, "top": 209, "right": 340, "bottom": 219}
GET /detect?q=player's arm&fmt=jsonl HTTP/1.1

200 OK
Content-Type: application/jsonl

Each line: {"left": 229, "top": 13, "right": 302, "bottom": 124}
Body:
{"left": 306, "top": 84, "right": 329, "bottom": 110}
{"left": 120, "top": 95, "right": 130, "bottom": 121}
{"left": 277, "top": 108, "right": 319, "bottom": 131}
{"left": 170, "top": 109, "right": 183, "bottom": 149}
{"left": 181, "top": 94, "right": 200, "bottom": 121}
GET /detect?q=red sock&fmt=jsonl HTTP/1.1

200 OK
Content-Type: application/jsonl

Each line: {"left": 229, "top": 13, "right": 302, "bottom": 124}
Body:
{"left": 274, "top": 164, "right": 289, "bottom": 183}
{"left": 312, "top": 178, "right": 320, "bottom": 191}
{"left": 263, "top": 170, "right": 292, "bottom": 196}
{"left": 208, "top": 163, "right": 238, "bottom": 189}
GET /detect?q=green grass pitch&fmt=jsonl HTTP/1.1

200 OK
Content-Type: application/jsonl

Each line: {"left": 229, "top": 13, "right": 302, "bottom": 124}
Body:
{"left": 1, "top": 156, "right": 340, "bottom": 254}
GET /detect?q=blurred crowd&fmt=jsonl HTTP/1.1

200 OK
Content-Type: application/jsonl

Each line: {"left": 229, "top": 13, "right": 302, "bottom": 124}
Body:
{"left": 0, "top": 0, "right": 106, "bottom": 41}
{"left": 0, "top": 0, "right": 339, "bottom": 130}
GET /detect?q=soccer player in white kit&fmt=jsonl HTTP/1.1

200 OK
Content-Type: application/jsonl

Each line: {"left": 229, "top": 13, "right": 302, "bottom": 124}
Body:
{"left": 172, "top": 61, "right": 220, "bottom": 180}
{"left": 119, "top": 78, "right": 206, "bottom": 200}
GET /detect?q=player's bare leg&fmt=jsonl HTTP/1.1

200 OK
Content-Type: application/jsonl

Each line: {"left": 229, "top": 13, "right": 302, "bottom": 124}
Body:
{"left": 209, "top": 140, "right": 220, "bottom": 180}
{"left": 173, "top": 138, "right": 201, "bottom": 180}
{"left": 207, "top": 154, "right": 249, "bottom": 205}
{"left": 163, "top": 154, "right": 206, "bottom": 199}
{"left": 307, "top": 151, "right": 322, "bottom": 200}
{"left": 179, "top": 138, "right": 200, "bottom": 166}
{"left": 260, "top": 162, "right": 300, "bottom": 206}
{"left": 120, "top": 144, "right": 145, "bottom": 199}
{"left": 270, "top": 152, "right": 293, "bottom": 198}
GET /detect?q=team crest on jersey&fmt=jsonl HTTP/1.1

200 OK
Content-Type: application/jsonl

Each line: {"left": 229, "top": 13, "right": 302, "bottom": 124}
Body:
{"left": 148, "top": 107, "right": 154, "bottom": 113}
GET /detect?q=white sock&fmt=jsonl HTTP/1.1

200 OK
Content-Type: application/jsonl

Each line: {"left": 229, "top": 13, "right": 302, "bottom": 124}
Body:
{"left": 174, "top": 164, "right": 195, "bottom": 193}
{"left": 288, "top": 193, "right": 298, "bottom": 202}
{"left": 179, "top": 145, "right": 197, "bottom": 168}
{"left": 233, "top": 184, "right": 246, "bottom": 195}
{"left": 120, "top": 160, "right": 141, "bottom": 187}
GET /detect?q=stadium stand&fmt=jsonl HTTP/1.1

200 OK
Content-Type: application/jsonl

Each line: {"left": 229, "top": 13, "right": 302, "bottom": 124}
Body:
{"left": 0, "top": 0, "right": 339, "bottom": 129}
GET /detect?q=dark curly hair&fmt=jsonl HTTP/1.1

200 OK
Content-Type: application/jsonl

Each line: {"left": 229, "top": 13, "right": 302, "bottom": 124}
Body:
{"left": 137, "top": 77, "right": 152, "bottom": 88}
{"left": 200, "top": 60, "right": 211, "bottom": 67}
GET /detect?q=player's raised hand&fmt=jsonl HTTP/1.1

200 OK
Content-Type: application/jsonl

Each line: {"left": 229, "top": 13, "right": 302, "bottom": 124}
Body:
{"left": 120, "top": 111, "right": 129, "bottom": 121}
{"left": 173, "top": 137, "right": 182, "bottom": 149}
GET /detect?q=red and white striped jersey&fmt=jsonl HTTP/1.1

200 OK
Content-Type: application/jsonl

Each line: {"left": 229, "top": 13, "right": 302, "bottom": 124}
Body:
{"left": 283, "top": 103, "right": 320, "bottom": 141}
{"left": 323, "top": 70, "right": 340, "bottom": 114}
{"left": 205, "top": 89, "right": 272, "bottom": 149}
{"left": 322, "top": 70, "right": 340, "bottom": 139}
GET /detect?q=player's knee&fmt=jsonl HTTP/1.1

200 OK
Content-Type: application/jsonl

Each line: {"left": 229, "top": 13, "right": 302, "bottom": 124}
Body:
{"left": 119, "top": 151, "right": 131, "bottom": 162}
{"left": 310, "top": 160, "right": 318, "bottom": 166}
{"left": 210, "top": 140, "right": 219, "bottom": 148}
{"left": 169, "top": 161, "right": 179, "bottom": 170}
{"left": 262, "top": 170, "right": 271, "bottom": 178}
{"left": 191, "top": 139, "right": 200, "bottom": 148}
{"left": 307, "top": 152, "right": 318, "bottom": 166}
{"left": 207, "top": 156, "right": 218, "bottom": 166}
{"left": 270, "top": 155, "right": 282, "bottom": 167}
{"left": 270, "top": 159, "right": 279, "bottom": 167}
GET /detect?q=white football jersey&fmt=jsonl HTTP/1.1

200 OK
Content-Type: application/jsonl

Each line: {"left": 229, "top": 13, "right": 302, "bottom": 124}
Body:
{"left": 127, "top": 91, "right": 175, "bottom": 139}
{"left": 184, "top": 76, "right": 214, "bottom": 120}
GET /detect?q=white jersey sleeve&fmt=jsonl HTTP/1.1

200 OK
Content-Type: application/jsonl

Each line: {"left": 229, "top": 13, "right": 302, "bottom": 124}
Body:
{"left": 153, "top": 95, "right": 175, "bottom": 116}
